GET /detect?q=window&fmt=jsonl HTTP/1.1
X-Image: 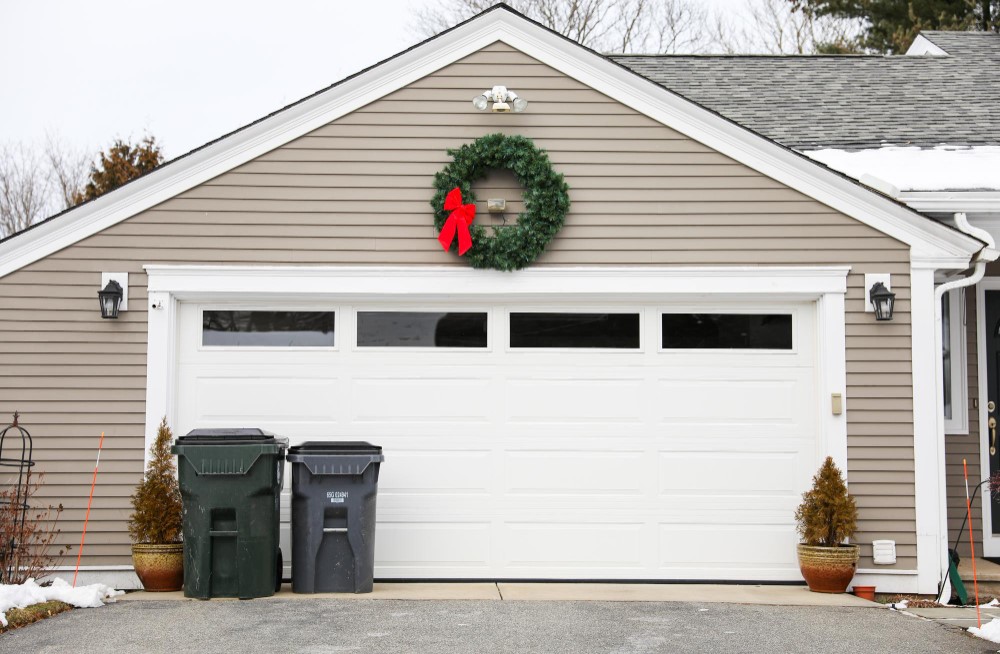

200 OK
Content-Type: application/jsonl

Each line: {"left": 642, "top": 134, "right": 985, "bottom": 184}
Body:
{"left": 661, "top": 313, "right": 792, "bottom": 350}
{"left": 509, "top": 312, "right": 640, "bottom": 349}
{"left": 356, "top": 311, "right": 487, "bottom": 348}
{"left": 202, "top": 311, "right": 335, "bottom": 347}
{"left": 942, "top": 290, "right": 968, "bottom": 434}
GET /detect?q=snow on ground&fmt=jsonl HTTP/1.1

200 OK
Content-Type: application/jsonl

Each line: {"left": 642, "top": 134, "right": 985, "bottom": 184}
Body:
{"left": 804, "top": 145, "right": 1000, "bottom": 192}
{"left": 970, "top": 618, "right": 1000, "bottom": 643}
{"left": 0, "top": 578, "right": 123, "bottom": 627}
{"left": 981, "top": 599, "right": 1000, "bottom": 608}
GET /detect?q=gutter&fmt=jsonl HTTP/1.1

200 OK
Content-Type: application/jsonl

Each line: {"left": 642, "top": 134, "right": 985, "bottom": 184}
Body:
{"left": 934, "top": 213, "right": 998, "bottom": 602}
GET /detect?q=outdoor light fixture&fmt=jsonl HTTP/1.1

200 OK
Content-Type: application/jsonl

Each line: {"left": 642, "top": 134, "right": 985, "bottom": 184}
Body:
{"left": 472, "top": 86, "right": 528, "bottom": 113}
{"left": 869, "top": 281, "right": 896, "bottom": 321}
{"left": 98, "top": 280, "right": 124, "bottom": 319}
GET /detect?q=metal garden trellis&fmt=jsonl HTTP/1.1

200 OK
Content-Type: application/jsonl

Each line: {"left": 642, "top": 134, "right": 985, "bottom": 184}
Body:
{"left": 0, "top": 411, "right": 34, "bottom": 584}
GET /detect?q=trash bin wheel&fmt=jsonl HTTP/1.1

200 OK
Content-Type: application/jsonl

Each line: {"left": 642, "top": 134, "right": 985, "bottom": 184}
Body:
{"left": 275, "top": 548, "right": 283, "bottom": 593}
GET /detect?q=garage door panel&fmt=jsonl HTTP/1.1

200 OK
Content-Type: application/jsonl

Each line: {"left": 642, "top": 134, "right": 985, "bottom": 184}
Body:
{"left": 378, "top": 450, "right": 493, "bottom": 495}
{"left": 187, "top": 375, "right": 343, "bottom": 423}
{"left": 659, "top": 524, "right": 799, "bottom": 571}
{"left": 503, "top": 450, "right": 646, "bottom": 495}
{"left": 503, "top": 522, "right": 648, "bottom": 570}
{"left": 658, "top": 452, "right": 801, "bottom": 496}
{"left": 375, "top": 522, "right": 493, "bottom": 571}
{"left": 654, "top": 378, "right": 801, "bottom": 424}
{"left": 351, "top": 376, "right": 495, "bottom": 423}
{"left": 504, "top": 377, "right": 646, "bottom": 424}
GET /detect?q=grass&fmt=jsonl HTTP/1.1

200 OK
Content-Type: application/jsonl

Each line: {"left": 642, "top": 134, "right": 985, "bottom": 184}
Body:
{"left": 0, "top": 601, "right": 73, "bottom": 634}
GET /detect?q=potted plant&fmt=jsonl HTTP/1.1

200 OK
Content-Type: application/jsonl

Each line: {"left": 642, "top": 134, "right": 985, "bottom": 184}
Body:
{"left": 795, "top": 456, "right": 859, "bottom": 593}
{"left": 128, "top": 417, "right": 183, "bottom": 591}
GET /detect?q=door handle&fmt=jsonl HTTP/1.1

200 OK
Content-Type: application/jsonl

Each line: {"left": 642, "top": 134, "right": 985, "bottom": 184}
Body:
{"left": 991, "top": 417, "right": 997, "bottom": 456}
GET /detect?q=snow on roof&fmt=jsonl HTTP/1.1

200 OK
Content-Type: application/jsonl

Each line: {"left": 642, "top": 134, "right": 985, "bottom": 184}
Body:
{"left": 803, "top": 145, "right": 1000, "bottom": 192}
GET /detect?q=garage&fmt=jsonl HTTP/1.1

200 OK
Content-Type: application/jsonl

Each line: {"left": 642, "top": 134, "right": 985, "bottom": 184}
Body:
{"left": 170, "top": 273, "right": 824, "bottom": 582}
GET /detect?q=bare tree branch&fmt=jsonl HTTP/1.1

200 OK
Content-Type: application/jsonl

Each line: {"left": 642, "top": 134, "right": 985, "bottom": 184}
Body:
{"left": 0, "top": 143, "right": 52, "bottom": 239}
{"left": 0, "top": 137, "right": 93, "bottom": 238}
{"left": 45, "top": 133, "right": 90, "bottom": 212}
{"left": 414, "top": 0, "right": 862, "bottom": 55}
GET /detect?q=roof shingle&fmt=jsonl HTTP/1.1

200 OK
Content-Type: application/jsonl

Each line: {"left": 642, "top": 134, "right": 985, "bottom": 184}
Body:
{"left": 610, "top": 31, "right": 1000, "bottom": 151}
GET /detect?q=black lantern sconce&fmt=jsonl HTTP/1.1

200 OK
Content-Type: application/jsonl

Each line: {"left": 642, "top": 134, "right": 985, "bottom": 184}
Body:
{"left": 98, "top": 280, "right": 124, "bottom": 319}
{"left": 869, "top": 281, "right": 896, "bottom": 321}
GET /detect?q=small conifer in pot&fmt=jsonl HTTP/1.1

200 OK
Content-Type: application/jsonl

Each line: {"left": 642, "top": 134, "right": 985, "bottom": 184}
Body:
{"left": 128, "top": 417, "right": 183, "bottom": 591}
{"left": 795, "top": 457, "right": 860, "bottom": 593}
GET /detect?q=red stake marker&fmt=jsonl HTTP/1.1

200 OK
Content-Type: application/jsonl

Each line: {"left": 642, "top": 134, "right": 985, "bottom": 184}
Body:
{"left": 964, "top": 458, "right": 981, "bottom": 627}
{"left": 73, "top": 431, "right": 105, "bottom": 587}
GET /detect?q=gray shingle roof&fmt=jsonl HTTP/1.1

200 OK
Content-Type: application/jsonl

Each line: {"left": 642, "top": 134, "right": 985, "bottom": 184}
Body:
{"left": 610, "top": 31, "right": 1000, "bottom": 151}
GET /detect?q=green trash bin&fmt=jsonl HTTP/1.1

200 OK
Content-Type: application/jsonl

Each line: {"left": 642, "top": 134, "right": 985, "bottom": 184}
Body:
{"left": 172, "top": 428, "right": 288, "bottom": 599}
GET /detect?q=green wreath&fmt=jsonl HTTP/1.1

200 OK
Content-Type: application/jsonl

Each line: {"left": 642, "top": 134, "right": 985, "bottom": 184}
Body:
{"left": 431, "top": 133, "right": 570, "bottom": 271}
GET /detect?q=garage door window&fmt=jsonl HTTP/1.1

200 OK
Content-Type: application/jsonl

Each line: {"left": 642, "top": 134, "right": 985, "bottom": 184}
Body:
{"left": 202, "top": 310, "right": 336, "bottom": 347}
{"left": 357, "top": 311, "right": 488, "bottom": 348}
{"left": 661, "top": 313, "right": 792, "bottom": 350}
{"left": 509, "top": 312, "right": 640, "bottom": 349}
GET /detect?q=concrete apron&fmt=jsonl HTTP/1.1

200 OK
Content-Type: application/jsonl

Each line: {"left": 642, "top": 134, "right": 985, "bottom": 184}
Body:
{"left": 118, "top": 583, "right": 877, "bottom": 606}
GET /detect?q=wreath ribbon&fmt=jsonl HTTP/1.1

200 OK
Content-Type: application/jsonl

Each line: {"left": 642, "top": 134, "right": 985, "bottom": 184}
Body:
{"left": 438, "top": 187, "right": 476, "bottom": 255}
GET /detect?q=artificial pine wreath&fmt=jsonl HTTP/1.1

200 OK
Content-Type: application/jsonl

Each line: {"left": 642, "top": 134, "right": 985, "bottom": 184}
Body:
{"left": 431, "top": 133, "right": 570, "bottom": 271}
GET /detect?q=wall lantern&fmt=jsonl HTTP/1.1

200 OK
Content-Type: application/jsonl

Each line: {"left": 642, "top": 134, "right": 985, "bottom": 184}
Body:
{"left": 98, "top": 280, "right": 124, "bottom": 319}
{"left": 472, "top": 86, "right": 527, "bottom": 113}
{"left": 98, "top": 272, "right": 128, "bottom": 320}
{"left": 869, "top": 281, "right": 896, "bottom": 321}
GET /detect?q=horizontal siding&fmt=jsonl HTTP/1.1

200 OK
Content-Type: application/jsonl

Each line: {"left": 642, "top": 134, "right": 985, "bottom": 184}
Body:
{"left": 0, "top": 41, "right": 914, "bottom": 571}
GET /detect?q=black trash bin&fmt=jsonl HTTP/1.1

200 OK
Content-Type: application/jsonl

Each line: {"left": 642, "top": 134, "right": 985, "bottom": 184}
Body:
{"left": 287, "top": 441, "right": 384, "bottom": 593}
{"left": 172, "top": 428, "right": 287, "bottom": 599}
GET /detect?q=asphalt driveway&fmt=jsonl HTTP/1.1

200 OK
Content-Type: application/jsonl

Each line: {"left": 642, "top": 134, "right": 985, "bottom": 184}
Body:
{"left": 0, "top": 599, "right": 992, "bottom": 654}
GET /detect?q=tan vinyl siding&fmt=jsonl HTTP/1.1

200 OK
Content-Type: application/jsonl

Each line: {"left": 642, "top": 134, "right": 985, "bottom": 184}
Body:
{"left": 946, "top": 285, "right": 985, "bottom": 558}
{"left": 0, "top": 41, "right": 915, "bottom": 571}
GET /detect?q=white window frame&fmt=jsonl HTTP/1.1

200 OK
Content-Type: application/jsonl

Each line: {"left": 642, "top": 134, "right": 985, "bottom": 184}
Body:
{"left": 942, "top": 288, "right": 969, "bottom": 434}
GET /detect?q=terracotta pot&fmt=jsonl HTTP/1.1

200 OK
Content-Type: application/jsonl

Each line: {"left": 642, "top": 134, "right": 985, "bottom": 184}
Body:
{"left": 132, "top": 543, "right": 183, "bottom": 591}
{"left": 797, "top": 543, "right": 859, "bottom": 593}
{"left": 852, "top": 585, "right": 877, "bottom": 601}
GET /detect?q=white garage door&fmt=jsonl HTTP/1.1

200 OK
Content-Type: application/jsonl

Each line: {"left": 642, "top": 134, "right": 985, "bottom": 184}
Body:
{"left": 176, "top": 300, "right": 818, "bottom": 581}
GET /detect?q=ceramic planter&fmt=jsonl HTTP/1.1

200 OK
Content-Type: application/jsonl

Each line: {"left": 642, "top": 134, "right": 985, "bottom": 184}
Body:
{"left": 131, "top": 543, "right": 183, "bottom": 591}
{"left": 797, "top": 543, "right": 859, "bottom": 593}
{"left": 852, "top": 585, "right": 876, "bottom": 601}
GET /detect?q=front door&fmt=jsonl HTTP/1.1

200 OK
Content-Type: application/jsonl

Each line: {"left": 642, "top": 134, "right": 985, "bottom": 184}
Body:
{"left": 985, "top": 291, "right": 1000, "bottom": 535}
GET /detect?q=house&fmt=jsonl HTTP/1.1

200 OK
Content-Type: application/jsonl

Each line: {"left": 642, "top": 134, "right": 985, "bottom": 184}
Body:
{"left": 1, "top": 6, "right": 997, "bottom": 593}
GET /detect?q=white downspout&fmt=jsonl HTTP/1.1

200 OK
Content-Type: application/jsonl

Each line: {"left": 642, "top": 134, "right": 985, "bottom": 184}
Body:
{"left": 934, "top": 213, "right": 998, "bottom": 601}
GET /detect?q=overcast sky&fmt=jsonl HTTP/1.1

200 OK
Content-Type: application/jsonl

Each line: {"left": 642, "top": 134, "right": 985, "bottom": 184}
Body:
{"left": 1, "top": 0, "right": 748, "bottom": 159}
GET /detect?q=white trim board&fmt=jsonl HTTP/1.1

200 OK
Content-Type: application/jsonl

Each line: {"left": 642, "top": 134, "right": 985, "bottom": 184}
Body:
{"left": 910, "top": 267, "right": 949, "bottom": 595}
{"left": 0, "top": 7, "right": 982, "bottom": 279}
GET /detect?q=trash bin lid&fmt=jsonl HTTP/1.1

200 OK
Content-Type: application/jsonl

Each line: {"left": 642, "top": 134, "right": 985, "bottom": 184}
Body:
{"left": 178, "top": 428, "right": 279, "bottom": 444}
{"left": 288, "top": 441, "right": 382, "bottom": 455}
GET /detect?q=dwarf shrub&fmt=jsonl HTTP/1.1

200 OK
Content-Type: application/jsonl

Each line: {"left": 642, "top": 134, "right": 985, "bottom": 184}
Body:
{"left": 128, "top": 418, "right": 182, "bottom": 544}
{"left": 795, "top": 456, "right": 857, "bottom": 547}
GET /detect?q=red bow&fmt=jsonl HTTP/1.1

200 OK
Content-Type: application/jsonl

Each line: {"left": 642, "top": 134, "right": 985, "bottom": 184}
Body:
{"left": 438, "top": 187, "right": 476, "bottom": 256}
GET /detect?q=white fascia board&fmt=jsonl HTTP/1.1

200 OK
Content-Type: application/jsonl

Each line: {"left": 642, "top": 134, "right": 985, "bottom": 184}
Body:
{"left": 144, "top": 264, "right": 850, "bottom": 300}
{"left": 0, "top": 9, "right": 979, "bottom": 279}
{"left": 899, "top": 191, "right": 1000, "bottom": 214}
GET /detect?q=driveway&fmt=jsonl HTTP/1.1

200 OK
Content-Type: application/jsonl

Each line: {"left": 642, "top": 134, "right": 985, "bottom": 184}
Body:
{"left": 0, "top": 599, "right": 991, "bottom": 654}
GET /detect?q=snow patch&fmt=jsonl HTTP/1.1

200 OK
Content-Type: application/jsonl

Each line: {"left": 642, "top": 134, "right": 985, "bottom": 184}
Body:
{"left": 804, "top": 145, "right": 1000, "bottom": 192}
{"left": 969, "top": 617, "right": 1000, "bottom": 643}
{"left": 0, "top": 578, "right": 123, "bottom": 627}
{"left": 981, "top": 598, "right": 1000, "bottom": 608}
